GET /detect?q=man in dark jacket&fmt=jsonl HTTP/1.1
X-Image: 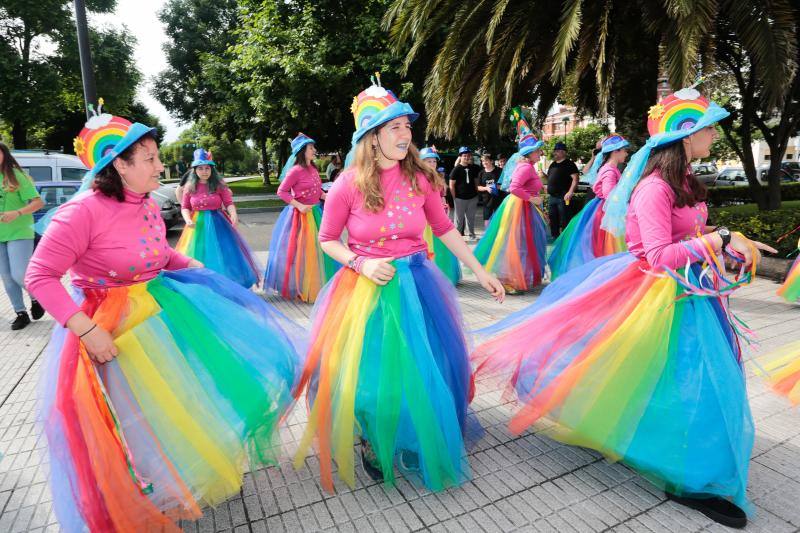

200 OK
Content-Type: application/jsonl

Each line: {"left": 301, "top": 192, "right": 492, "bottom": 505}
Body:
{"left": 477, "top": 152, "right": 505, "bottom": 225}
{"left": 546, "top": 142, "right": 580, "bottom": 237}
{"left": 449, "top": 146, "right": 481, "bottom": 239}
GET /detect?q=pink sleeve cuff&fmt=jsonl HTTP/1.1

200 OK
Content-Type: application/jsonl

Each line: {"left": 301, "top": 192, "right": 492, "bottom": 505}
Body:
{"left": 166, "top": 250, "right": 193, "bottom": 270}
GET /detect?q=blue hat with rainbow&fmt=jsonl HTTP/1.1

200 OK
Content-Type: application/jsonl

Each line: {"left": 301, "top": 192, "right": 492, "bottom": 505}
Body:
{"left": 290, "top": 133, "right": 315, "bottom": 156}
{"left": 602, "top": 84, "right": 730, "bottom": 237}
{"left": 350, "top": 73, "right": 418, "bottom": 146}
{"left": 191, "top": 148, "right": 215, "bottom": 167}
{"left": 420, "top": 146, "right": 441, "bottom": 160}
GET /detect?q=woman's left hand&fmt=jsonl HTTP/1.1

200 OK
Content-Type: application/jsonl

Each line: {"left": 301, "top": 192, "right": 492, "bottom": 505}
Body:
{"left": 0, "top": 210, "right": 20, "bottom": 223}
{"left": 188, "top": 259, "right": 204, "bottom": 268}
{"left": 229, "top": 213, "right": 238, "bottom": 227}
{"left": 476, "top": 270, "right": 505, "bottom": 303}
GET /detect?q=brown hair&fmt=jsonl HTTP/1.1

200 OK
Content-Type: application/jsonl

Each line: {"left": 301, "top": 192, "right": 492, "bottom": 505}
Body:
{"left": 0, "top": 142, "right": 23, "bottom": 191}
{"left": 295, "top": 143, "right": 313, "bottom": 168}
{"left": 352, "top": 130, "right": 438, "bottom": 212}
{"left": 92, "top": 132, "right": 158, "bottom": 202}
{"left": 641, "top": 141, "right": 706, "bottom": 208}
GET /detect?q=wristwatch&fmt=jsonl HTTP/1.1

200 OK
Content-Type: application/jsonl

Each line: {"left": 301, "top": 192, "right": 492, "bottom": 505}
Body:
{"left": 717, "top": 226, "right": 731, "bottom": 249}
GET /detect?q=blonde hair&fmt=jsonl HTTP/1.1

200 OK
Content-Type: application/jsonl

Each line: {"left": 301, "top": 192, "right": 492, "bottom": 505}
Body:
{"left": 352, "top": 128, "right": 439, "bottom": 212}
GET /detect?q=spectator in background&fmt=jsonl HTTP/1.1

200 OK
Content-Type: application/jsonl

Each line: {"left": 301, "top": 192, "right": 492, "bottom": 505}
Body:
{"left": 449, "top": 146, "right": 481, "bottom": 240}
{"left": 545, "top": 142, "right": 580, "bottom": 237}
{"left": 497, "top": 154, "right": 507, "bottom": 169}
{"left": 325, "top": 153, "right": 342, "bottom": 182}
{"left": 477, "top": 152, "right": 504, "bottom": 225}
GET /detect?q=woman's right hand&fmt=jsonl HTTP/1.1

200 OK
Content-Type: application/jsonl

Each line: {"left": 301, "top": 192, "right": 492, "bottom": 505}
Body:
{"left": 295, "top": 203, "right": 312, "bottom": 213}
{"left": 728, "top": 232, "right": 777, "bottom": 269}
{"left": 184, "top": 219, "right": 195, "bottom": 227}
{"left": 81, "top": 325, "right": 119, "bottom": 363}
{"left": 361, "top": 257, "right": 396, "bottom": 285}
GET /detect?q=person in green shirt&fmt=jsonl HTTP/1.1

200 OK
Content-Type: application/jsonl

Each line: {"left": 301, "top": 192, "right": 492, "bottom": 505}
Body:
{"left": 0, "top": 143, "right": 44, "bottom": 330}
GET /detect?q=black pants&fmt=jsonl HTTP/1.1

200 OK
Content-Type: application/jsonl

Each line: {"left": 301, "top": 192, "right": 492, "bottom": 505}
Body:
{"left": 548, "top": 196, "right": 569, "bottom": 237}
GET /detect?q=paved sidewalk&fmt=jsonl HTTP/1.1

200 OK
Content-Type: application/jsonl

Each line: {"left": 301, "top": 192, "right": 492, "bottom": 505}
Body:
{"left": 1, "top": 219, "right": 799, "bottom": 532}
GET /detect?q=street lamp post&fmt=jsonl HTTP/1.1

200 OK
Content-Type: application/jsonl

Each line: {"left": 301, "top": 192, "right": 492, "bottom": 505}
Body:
{"left": 74, "top": 0, "right": 97, "bottom": 119}
{"left": 562, "top": 116, "right": 569, "bottom": 143}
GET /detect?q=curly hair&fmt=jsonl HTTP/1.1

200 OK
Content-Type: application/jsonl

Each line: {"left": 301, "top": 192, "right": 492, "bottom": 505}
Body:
{"left": 92, "top": 132, "right": 159, "bottom": 202}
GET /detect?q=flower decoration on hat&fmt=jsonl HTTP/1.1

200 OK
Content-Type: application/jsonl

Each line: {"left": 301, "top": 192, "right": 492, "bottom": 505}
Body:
{"left": 509, "top": 106, "right": 543, "bottom": 155}
{"left": 73, "top": 98, "right": 133, "bottom": 169}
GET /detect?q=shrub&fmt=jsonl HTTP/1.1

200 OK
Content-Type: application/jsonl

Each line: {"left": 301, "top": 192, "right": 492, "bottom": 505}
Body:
{"left": 710, "top": 208, "right": 800, "bottom": 257}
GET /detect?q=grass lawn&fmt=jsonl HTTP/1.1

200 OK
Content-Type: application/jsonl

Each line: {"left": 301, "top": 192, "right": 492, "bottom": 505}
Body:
{"left": 709, "top": 200, "right": 800, "bottom": 216}
{"left": 228, "top": 177, "right": 278, "bottom": 195}
{"left": 236, "top": 199, "right": 285, "bottom": 209}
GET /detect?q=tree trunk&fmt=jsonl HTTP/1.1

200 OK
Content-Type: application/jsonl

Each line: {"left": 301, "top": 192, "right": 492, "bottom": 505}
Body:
{"left": 258, "top": 129, "right": 269, "bottom": 185}
{"left": 610, "top": 16, "right": 659, "bottom": 146}
{"left": 12, "top": 119, "right": 27, "bottom": 149}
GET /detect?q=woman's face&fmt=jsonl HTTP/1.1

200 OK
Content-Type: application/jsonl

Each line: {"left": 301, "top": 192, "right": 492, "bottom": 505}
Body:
{"left": 613, "top": 147, "right": 629, "bottom": 163}
{"left": 374, "top": 116, "right": 413, "bottom": 165}
{"left": 304, "top": 143, "right": 317, "bottom": 161}
{"left": 195, "top": 165, "right": 212, "bottom": 180}
{"left": 685, "top": 125, "right": 717, "bottom": 159}
{"left": 114, "top": 137, "right": 164, "bottom": 194}
{"left": 526, "top": 149, "right": 542, "bottom": 163}
{"left": 422, "top": 157, "right": 438, "bottom": 170}
{"left": 0, "top": 150, "right": 5, "bottom": 166}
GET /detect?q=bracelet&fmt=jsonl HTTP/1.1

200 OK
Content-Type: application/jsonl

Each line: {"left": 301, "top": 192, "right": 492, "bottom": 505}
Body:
{"left": 79, "top": 324, "right": 97, "bottom": 338}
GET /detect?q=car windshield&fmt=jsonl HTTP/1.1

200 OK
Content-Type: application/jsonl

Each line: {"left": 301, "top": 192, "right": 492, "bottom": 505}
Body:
{"left": 60, "top": 167, "right": 88, "bottom": 180}
{"left": 21, "top": 166, "right": 53, "bottom": 182}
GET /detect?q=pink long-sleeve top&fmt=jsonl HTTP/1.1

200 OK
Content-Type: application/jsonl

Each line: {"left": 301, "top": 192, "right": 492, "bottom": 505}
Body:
{"left": 509, "top": 160, "right": 542, "bottom": 201}
{"left": 592, "top": 163, "right": 621, "bottom": 199}
{"left": 181, "top": 182, "right": 233, "bottom": 211}
{"left": 625, "top": 173, "right": 709, "bottom": 270}
{"left": 318, "top": 163, "right": 455, "bottom": 259}
{"left": 25, "top": 188, "right": 192, "bottom": 325}
{"left": 277, "top": 164, "right": 323, "bottom": 205}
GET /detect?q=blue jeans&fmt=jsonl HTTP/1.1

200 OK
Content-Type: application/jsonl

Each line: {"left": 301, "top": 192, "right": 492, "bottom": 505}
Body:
{"left": 548, "top": 196, "right": 568, "bottom": 237}
{"left": 0, "top": 239, "right": 34, "bottom": 312}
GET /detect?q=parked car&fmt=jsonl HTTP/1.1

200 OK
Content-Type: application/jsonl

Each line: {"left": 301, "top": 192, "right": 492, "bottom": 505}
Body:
{"left": 781, "top": 161, "right": 800, "bottom": 179}
{"left": 714, "top": 167, "right": 749, "bottom": 187}
{"left": 12, "top": 150, "right": 89, "bottom": 182}
{"left": 152, "top": 183, "right": 182, "bottom": 229}
{"left": 33, "top": 181, "right": 82, "bottom": 246}
{"left": 758, "top": 165, "right": 798, "bottom": 184}
{"left": 691, "top": 162, "right": 718, "bottom": 185}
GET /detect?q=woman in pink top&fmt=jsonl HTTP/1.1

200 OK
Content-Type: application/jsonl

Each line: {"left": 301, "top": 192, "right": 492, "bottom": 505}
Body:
{"left": 265, "top": 133, "right": 338, "bottom": 302}
{"left": 25, "top": 121, "right": 302, "bottom": 532}
{"left": 472, "top": 89, "right": 776, "bottom": 528}
{"left": 548, "top": 134, "right": 629, "bottom": 279}
{"left": 293, "top": 79, "right": 503, "bottom": 493}
{"left": 474, "top": 107, "right": 548, "bottom": 293}
{"left": 175, "top": 148, "right": 260, "bottom": 287}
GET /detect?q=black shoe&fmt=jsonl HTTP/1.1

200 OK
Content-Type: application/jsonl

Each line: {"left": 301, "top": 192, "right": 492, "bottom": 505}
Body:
{"left": 666, "top": 493, "right": 747, "bottom": 529}
{"left": 359, "top": 439, "right": 383, "bottom": 482}
{"left": 11, "top": 311, "right": 31, "bottom": 331}
{"left": 30, "top": 299, "right": 44, "bottom": 320}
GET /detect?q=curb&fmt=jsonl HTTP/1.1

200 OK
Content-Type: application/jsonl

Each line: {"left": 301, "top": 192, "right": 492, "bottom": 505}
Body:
{"left": 238, "top": 206, "right": 285, "bottom": 214}
{"left": 758, "top": 256, "right": 793, "bottom": 283}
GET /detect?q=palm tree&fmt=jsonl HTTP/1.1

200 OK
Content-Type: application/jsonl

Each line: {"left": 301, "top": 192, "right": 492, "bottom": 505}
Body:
{"left": 385, "top": 0, "right": 796, "bottom": 146}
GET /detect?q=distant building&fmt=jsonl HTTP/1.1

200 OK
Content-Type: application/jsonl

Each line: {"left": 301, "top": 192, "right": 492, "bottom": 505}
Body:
{"left": 542, "top": 106, "right": 615, "bottom": 141}
{"left": 751, "top": 137, "right": 800, "bottom": 164}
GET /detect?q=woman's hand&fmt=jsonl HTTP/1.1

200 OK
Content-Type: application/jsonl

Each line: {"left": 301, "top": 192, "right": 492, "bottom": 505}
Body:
{"left": 81, "top": 325, "right": 118, "bottom": 363}
{"left": 229, "top": 212, "right": 239, "bottom": 227}
{"left": 531, "top": 196, "right": 543, "bottom": 207}
{"left": 188, "top": 259, "right": 204, "bottom": 268}
{"left": 184, "top": 219, "right": 195, "bottom": 227}
{"left": 295, "top": 203, "right": 312, "bottom": 213}
{"left": 361, "top": 257, "right": 396, "bottom": 285}
{"left": 0, "top": 210, "right": 20, "bottom": 223}
{"left": 728, "top": 233, "right": 777, "bottom": 269}
{"left": 476, "top": 269, "right": 505, "bottom": 303}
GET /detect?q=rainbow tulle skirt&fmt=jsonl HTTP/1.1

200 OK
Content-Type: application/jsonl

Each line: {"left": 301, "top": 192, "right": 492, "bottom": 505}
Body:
{"left": 176, "top": 209, "right": 261, "bottom": 288}
{"left": 473, "top": 253, "right": 754, "bottom": 512}
{"left": 474, "top": 194, "right": 547, "bottom": 291}
{"left": 423, "top": 225, "right": 461, "bottom": 285}
{"left": 777, "top": 254, "right": 799, "bottom": 302}
{"left": 265, "top": 204, "right": 340, "bottom": 303}
{"left": 547, "top": 197, "right": 627, "bottom": 280}
{"left": 42, "top": 269, "right": 303, "bottom": 532}
{"left": 294, "top": 252, "right": 473, "bottom": 492}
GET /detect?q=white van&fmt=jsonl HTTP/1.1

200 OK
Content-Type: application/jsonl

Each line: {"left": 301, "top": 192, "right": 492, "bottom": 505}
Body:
{"left": 11, "top": 150, "right": 88, "bottom": 182}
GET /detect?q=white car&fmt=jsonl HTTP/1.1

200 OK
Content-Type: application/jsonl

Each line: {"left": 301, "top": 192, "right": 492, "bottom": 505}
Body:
{"left": 12, "top": 150, "right": 88, "bottom": 182}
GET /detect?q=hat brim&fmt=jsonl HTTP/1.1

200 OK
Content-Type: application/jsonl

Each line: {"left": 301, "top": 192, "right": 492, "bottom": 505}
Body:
{"left": 421, "top": 153, "right": 441, "bottom": 161}
{"left": 601, "top": 139, "right": 630, "bottom": 153}
{"left": 648, "top": 103, "right": 730, "bottom": 147}
{"left": 291, "top": 138, "right": 315, "bottom": 157}
{"left": 520, "top": 142, "right": 544, "bottom": 156}
{"left": 90, "top": 123, "right": 158, "bottom": 176}
{"left": 191, "top": 160, "right": 216, "bottom": 168}
{"left": 352, "top": 102, "right": 419, "bottom": 145}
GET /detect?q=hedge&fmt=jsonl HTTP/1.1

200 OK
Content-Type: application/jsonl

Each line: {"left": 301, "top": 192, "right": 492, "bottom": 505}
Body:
{"left": 709, "top": 208, "right": 800, "bottom": 257}
{"left": 707, "top": 183, "right": 800, "bottom": 207}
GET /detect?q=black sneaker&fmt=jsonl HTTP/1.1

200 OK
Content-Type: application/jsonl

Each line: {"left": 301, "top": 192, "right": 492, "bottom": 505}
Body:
{"left": 30, "top": 300, "right": 44, "bottom": 320}
{"left": 359, "top": 439, "right": 383, "bottom": 482}
{"left": 666, "top": 493, "right": 747, "bottom": 529}
{"left": 11, "top": 311, "right": 31, "bottom": 331}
